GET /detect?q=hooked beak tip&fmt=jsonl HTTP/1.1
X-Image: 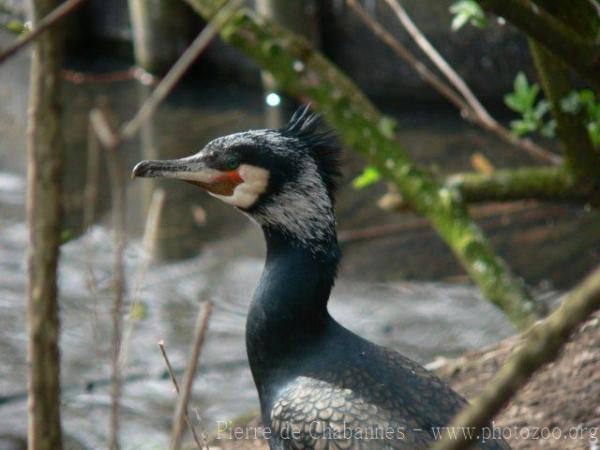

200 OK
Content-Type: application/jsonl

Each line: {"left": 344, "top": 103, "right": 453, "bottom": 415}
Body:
{"left": 131, "top": 160, "right": 151, "bottom": 179}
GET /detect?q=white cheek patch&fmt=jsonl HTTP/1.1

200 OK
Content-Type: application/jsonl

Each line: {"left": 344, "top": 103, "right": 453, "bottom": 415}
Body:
{"left": 210, "top": 164, "right": 269, "bottom": 209}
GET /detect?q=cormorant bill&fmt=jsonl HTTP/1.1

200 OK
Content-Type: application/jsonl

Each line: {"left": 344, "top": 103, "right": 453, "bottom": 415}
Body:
{"left": 132, "top": 105, "right": 511, "bottom": 450}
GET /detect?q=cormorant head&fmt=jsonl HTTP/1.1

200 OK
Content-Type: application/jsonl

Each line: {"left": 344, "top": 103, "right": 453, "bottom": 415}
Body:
{"left": 132, "top": 106, "right": 341, "bottom": 246}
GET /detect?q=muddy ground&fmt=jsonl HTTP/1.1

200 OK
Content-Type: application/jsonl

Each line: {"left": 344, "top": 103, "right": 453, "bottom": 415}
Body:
{"left": 209, "top": 311, "right": 600, "bottom": 450}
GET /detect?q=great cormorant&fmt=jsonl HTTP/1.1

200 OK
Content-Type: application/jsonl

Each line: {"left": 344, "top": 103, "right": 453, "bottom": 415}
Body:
{"left": 132, "top": 106, "right": 511, "bottom": 450}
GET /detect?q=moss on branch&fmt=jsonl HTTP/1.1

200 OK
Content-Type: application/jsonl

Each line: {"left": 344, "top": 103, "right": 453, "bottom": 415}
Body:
{"left": 529, "top": 41, "right": 600, "bottom": 183}
{"left": 476, "top": 0, "right": 600, "bottom": 90}
{"left": 532, "top": 0, "right": 600, "bottom": 39}
{"left": 446, "top": 166, "right": 594, "bottom": 203}
{"left": 185, "top": 0, "right": 543, "bottom": 329}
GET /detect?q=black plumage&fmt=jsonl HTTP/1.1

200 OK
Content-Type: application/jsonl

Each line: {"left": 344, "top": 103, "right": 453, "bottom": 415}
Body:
{"left": 132, "top": 106, "right": 511, "bottom": 450}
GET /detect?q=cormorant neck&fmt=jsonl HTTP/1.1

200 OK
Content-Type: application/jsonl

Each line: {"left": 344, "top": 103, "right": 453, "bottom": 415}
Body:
{"left": 246, "top": 224, "right": 340, "bottom": 391}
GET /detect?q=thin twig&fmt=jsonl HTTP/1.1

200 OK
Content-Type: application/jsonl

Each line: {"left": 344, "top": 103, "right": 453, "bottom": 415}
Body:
{"left": 158, "top": 341, "right": 204, "bottom": 450}
{"left": 119, "top": 0, "right": 244, "bottom": 141}
{"left": 88, "top": 0, "right": 243, "bottom": 150}
{"left": 83, "top": 111, "right": 102, "bottom": 357}
{"left": 91, "top": 104, "right": 126, "bottom": 450}
{"left": 588, "top": 0, "right": 600, "bottom": 17}
{"left": 119, "top": 188, "right": 166, "bottom": 368}
{"left": 349, "top": 0, "right": 561, "bottom": 165}
{"left": 82, "top": 2, "right": 240, "bottom": 446}
{"left": 347, "top": 0, "right": 469, "bottom": 113}
{"left": 0, "top": 0, "right": 87, "bottom": 64}
{"left": 432, "top": 262, "right": 600, "bottom": 450}
{"left": 106, "top": 138, "right": 126, "bottom": 450}
{"left": 90, "top": 108, "right": 119, "bottom": 148}
{"left": 171, "top": 301, "right": 213, "bottom": 450}
{"left": 384, "top": 0, "right": 493, "bottom": 125}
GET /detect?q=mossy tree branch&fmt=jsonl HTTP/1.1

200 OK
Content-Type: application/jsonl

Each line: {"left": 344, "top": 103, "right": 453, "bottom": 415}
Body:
{"left": 185, "top": 0, "right": 543, "bottom": 329}
{"left": 529, "top": 45, "right": 600, "bottom": 184}
{"left": 476, "top": 0, "right": 600, "bottom": 90}
{"left": 445, "top": 166, "right": 596, "bottom": 203}
{"left": 531, "top": 0, "right": 600, "bottom": 40}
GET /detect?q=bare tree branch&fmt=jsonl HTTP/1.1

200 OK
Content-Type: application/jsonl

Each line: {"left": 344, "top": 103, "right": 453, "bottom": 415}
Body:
{"left": 384, "top": 0, "right": 493, "bottom": 124}
{"left": 100, "top": 109, "right": 127, "bottom": 450}
{"left": 171, "top": 301, "right": 213, "bottom": 450}
{"left": 347, "top": 0, "right": 469, "bottom": 114}
{"left": 0, "top": 0, "right": 86, "bottom": 64}
{"left": 476, "top": 0, "right": 600, "bottom": 89}
{"left": 350, "top": 0, "right": 561, "bottom": 164}
{"left": 158, "top": 341, "right": 203, "bottom": 450}
{"left": 119, "top": 0, "right": 244, "bottom": 141}
{"left": 119, "top": 189, "right": 166, "bottom": 368}
{"left": 186, "top": 0, "right": 543, "bottom": 329}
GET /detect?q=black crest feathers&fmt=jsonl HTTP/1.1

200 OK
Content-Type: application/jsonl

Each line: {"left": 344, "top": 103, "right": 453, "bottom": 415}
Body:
{"left": 281, "top": 105, "right": 342, "bottom": 199}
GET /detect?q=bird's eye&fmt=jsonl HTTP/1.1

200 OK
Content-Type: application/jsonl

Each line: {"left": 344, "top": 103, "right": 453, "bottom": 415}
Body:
{"left": 225, "top": 155, "right": 239, "bottom": 171}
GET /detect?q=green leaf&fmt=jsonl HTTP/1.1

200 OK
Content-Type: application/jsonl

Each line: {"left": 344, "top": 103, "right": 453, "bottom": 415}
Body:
{"left": 352, "top": 166, "right": 381, "bottom": 190}
{"left": 533, "top": 99, "right": 550, "bottom": 120}
{"left": 514, "top": 72, "right": 528, "bottom": 96}
{"left": 450, "top": 1, "right": 486, "bottom": 31}
{"left": 505, "top": 72, "right": 541, "bottom": 113}
{"left": 560, "top": 91, "right": 581, "bottom": 114}
{"left": 524, "top": 84, "right": 540, "bottom": 110}
{"left": 130, "top": 302, "right": 147, "bottom": 321}
{"left": 60, "top": 229, "right": 74, "bottom": 244}
{"left": 451, "top": 13, "right": 470, "bottom": 31}
{"left": 6, "top": 19, "right": 25, "bottom": 34}
{"left": 578, "top": 89, "right": 595, "bottom": 106}
{"left": 504, "top": 93, "right": 526, "bottom": 113}
{"left": 510, "top": 119, "right": 537, "bottom": 136}
{"left": 588, "top": 122, "right": 600, "bottom": 148}
{"left": 540, "top": 119, "right": 556, "bottom": 138}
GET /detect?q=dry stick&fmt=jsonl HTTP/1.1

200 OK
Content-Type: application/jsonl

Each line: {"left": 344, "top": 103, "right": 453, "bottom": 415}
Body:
{"left": 588, "top": 0, "right": 600, "bottom": 16}
{"left": 119, "top": 189, "right": 166, "bottom": 368}
{"left": 86, "top": 0, "right": 242, "bottom": 148}
{"left": 119, "top": 0, "right": 244, "bottom": 142}
{"left": 432, "top": 264, "right": 600, "bottom": 450}
{"left": 90, "top": 106, "right": 126, "bottom": 450}
{"left": 384, "top": 0, "right": 493, "bottom": 124}
{"left": 171, "top": 301, "right": 214, "bottom": 450}
{"left": 158, "top": 341, "right": 204, "bottom": 450}
{"left": 347, "top": 0, "right": 468, "bottom": 113}
{"left": 106, "top": 140, "right": 126, "bottom": 450}
{"left": 349, "top": 0, "right": 561, "bottom": 165}
{"left": 0, "top": 0, "right": 87, "bottom": 64}
{"left": 83, "top": 113, "right": 103, "bottom": 358}
{"left": 386, "top": 0, "right": 559, "bottom": 167}
{"left": 83, "top": 2, "right": 239, "bottom": 446}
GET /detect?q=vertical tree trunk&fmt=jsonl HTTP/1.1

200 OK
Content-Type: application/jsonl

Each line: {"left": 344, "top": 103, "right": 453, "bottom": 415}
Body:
{"left": 128, "top": 0, "right": 194, "bottom": 74}
{"left": 26, "top": 0, "right": 65, "bottom": 449}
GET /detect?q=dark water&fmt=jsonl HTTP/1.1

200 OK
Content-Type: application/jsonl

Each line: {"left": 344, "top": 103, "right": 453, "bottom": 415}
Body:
{"left": 0, "top": 221, "right": 517, "bottom": 449}
{"left": 0, "top": 31, "right": 596, "bottom": 449}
